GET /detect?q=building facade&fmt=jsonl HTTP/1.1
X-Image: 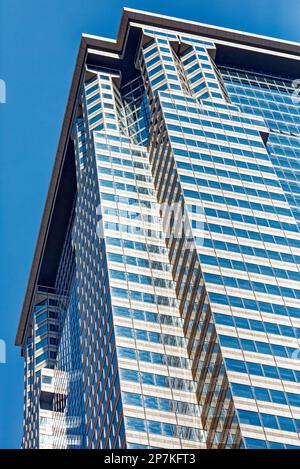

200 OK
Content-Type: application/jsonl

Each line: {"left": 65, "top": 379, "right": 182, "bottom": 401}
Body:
{"left": 16, "top": 9, "right": 300, "bottom": 449}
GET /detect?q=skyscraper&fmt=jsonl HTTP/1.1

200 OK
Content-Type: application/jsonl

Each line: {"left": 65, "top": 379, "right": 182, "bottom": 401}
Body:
{"left": 16, "top": 8, "right": 300, "bottom": 449}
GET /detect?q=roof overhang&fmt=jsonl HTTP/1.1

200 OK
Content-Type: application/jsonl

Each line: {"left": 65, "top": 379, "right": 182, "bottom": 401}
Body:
{"left": 16, "top": 7, "right": 300, "bottom": 347}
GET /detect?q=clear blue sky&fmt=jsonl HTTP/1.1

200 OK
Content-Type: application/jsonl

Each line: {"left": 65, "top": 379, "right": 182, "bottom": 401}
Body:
{"left": 0, "top": 0, "right": 299, "bottom": 449}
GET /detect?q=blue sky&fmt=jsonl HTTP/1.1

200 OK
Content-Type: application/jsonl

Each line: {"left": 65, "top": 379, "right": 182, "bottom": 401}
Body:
{"left": 0, "top": 0, "right": 299, "bottom": 449}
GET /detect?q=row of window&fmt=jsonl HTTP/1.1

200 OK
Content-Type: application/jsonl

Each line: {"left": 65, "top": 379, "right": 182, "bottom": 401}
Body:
{"left": 98, "top": 165, "right": 151, "bottom": 183}
{"left": 35, "top": 351, "right": 56, "bottom": 365}
{"left": 225, "top": 357, "right": 300, "bottom": 383}
{"left": 106, "top": 236, "right": 167, "bottom": 255}
{"left": 221, "top": 67, "right": 293, "bottom": 95}
{"left": 124, "top": 416, "right": 203, "bottom": 442}
{"left": 176, "top": 158, "right": 280, "bottom": 189}
{"left": 176, "top": 146, "right": 276, "bottom": 179}
{"left": 103, "top": 206, "right": 159, "bottom": 225}
{"left": 205, "top": 271, "right": 300, "bottom": 300}
{"left": 88, "top": 111, "right": 112, "bottom": 127}
{"left": 86, "top": 83, "right": 111, "bottom": 105}
{"left": 160, "top": 92, "right": 263, "bottom": 128}
{"left": 36, "top": 322, "right": 59, "bottom": 337}
{"left": 201, "top": 228, "right": 300, "bottom": 262}
{"left": 181, "top": 171, "right": 286, "bottom": 201}
{"left": 143, "top": 29, "right": 177, "bottom": 40}
{"left": 220, "top": 334, "right": 299, "bottom": 360}
{"left": 99, "top": 178, "right": 153, "bottom": 196}
{"left": 244, "top": 437, "right": 299, "bottom": 449}
{"left": 109, "top": 269, "right": 173, "bottom": 290}
{"left": 182, "top": 48, "right": 209, "bottom": 66}
{"left": 35, "top": 310, "right": 58, "bottom": 325}
{"left": 102, "top": 192, "right": 153, "bottom": 209}
{"left": 268, "top": 134, "right": 300, "bottom": 157}
{"left": 227, "top": 81, "right": 300, "bottom": 118}
{"left": 203, "top": 206, "right": 298, "bottom": 233}
{"left": 122, "top": 391, "right": 199, "bottom": 416}
{"left": 95, "top": 132, "right": 132, "bottom": 145}
{"left": 113, "top": 305, "right": 182, "bottom": 327}
{"left": 117, "top": 346, "right": 188, "bottom": 369}
{"left": 187, "top": 188, "right": 292, "bottom": 217}
{"left": 228, "top": 93, "right": 300, "bottom": 129}
{"left": 214, "top": 312, "right": 300, "bottom": 339}
{"left": 209, "top": 284, "right": 300, "bottom": 320}
{"left": 164, "top": 111, "right": 260, "bottom": 137}
{"left": 171, "top": 134, "right": 267, "bottom": 163}
{"left": 104, "top": 221, "right": 161, "bottom": 240}
{"left": 95, "top": 142, "right": 147, "bottom": 159}
{"left": 229, "top": 90, "right": 300, "bottom": 120}
{"left": 271, "top": 153, "right": 300, "bottom": 173}
{"left": 35, "top": 337, "right": 59, "bottom": 350}
{"left": 111, "top": 287, "right": 178, "bottom": 307}
{"left": 238, "top": 409, "right": 300, "bottom": 434}
{"left": 227, "top": 82, "right": 298, "bottom": 107}
{"left": 107, "top": 252, "right": 168, "bottom": 272}
{"left": 119, "top": 368, "right": 194, "bottom": 392}
{"left": 168, "top": 123, "right": 264, "bottom": 149}
{"left": 202, "top": 206, "right": 297, "bottom": 233}
{"left": 200, "top": 253, "right": 300, "bottom": 282}
{"left": 235, "top": 102, "right": 300, "bottom": 135}
{"left": 115, "top": 326, "right": 185, "bottom": 347}
{"left": 232, "top": 382, "right": 300, "bottom": 407}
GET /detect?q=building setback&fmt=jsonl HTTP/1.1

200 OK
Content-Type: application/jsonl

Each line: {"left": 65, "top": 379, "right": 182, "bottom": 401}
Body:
{"left": 16, "top": 8, "right": 300, "bottom": 449}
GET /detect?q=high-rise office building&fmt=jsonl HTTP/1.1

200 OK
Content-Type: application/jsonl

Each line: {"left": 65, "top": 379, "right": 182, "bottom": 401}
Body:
{"left": 16, "top": 8, "right": 300, "bottom": 449}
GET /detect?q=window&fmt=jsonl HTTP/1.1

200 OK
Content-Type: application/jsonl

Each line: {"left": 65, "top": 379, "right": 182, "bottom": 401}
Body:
{"left": 238, "top": 409, "right": 260, "bottom": 426}
{"left": 232, "top": 383, "right": 253, "bottom": 399}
